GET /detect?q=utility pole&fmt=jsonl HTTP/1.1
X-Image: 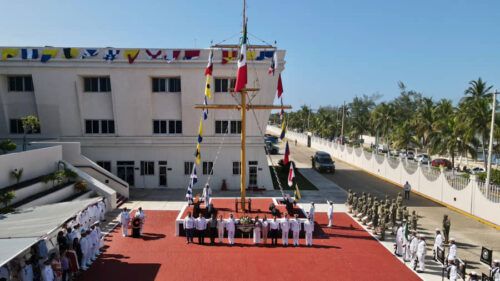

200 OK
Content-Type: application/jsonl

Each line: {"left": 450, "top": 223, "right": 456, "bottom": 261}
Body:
{"left": 485, "top": 90, "right": 497, "bottom": 197}
{"left": 341, "top": 101, "right": 345, "bottom": 144}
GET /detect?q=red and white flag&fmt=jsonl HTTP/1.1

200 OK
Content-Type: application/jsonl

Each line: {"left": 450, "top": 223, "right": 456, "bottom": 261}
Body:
{"left": 234, "top": 23, "right": 248, "bottom": 93}
{"left": 277, "top": 74, "right": 283, "bottom": 98}
{"left": 204, "top": 49, "right": 213, "bottom": 76}
{"left": 287, "top": 161, "right": 295, "bottom": 187}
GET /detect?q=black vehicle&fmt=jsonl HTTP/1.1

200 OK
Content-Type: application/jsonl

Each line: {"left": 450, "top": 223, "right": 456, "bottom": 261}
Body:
{"left": 312, "top": 151, "right": 335, "bottom": 173}
{"left": 265, "top": 141, "right": 279, "bottom": 154}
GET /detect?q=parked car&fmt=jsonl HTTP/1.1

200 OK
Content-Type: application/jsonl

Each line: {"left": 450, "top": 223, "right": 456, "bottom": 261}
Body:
{"left": 265, "top": 135, "right": 279, "bottom": 144}
{"left": 265, "top": 141, "right": 279, "bottom": 155}
{"left": 415, "top": 154, "right": 430, "bottom": 164}
{"left": 431, "top": 158, "right": 452, "bottom": 169}
{"left": 312, "top": 151, "right": 335, "bottom": 173}
{"left": 471, "top": 167, "right": 486, "bottom": 174}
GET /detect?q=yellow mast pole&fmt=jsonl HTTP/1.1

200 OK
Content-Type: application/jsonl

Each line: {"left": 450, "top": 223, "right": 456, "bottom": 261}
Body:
{"left": 240, "top": 91, "right": 247, "bottom": 211}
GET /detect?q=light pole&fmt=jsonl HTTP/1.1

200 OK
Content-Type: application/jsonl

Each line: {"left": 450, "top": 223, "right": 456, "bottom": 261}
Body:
{"left": 485, "top": 90, "right": 498, "bottom": 197}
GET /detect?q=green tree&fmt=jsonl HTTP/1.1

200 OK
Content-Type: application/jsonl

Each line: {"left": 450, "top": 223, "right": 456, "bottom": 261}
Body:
{"left": 21, "top": 115, "right": 40, "bottom": 151}
{"left": 0, "top": 140, "right": 16, "bottom": 154}
{"left": 370, "top": 102, "right": 396, "bottom": 147}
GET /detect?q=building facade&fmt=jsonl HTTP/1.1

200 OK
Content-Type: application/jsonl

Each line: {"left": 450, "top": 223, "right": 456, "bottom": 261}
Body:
{"left": 0, "top": 47, "right": 285, "bottom": 189}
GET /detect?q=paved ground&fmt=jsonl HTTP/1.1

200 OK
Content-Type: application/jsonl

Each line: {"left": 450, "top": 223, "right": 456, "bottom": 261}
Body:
{"left": 273, "top": 139, "right": 500, "bottom": 276}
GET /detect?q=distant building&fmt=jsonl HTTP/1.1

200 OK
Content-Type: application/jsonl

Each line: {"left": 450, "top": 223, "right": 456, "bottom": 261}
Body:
{"left": 0, "top": 47, "right": 285, "bottom": 189}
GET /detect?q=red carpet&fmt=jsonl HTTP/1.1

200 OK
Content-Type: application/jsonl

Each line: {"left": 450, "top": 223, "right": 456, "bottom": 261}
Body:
{"left": 78, "top": 210, "right": 421, "bottom": 281}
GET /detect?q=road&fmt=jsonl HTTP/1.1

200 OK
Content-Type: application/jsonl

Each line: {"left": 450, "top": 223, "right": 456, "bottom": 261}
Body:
{"left": 273, "top": 139, "right": 500, "bottom": 275}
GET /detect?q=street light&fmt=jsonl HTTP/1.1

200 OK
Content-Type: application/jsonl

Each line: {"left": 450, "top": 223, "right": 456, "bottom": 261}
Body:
{"left": 485, "top": 90, "right": 498, "bottom": 197}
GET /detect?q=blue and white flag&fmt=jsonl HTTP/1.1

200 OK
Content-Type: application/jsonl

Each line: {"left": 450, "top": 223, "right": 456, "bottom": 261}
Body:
{"left": 103, "top": 49, "right": 120, "bottom": 61}
{"left": 81, "top": 49, "right": 99, "bottom": 59}
{"left": 203, "top": 96, "right": 208, "bottom": 120}
{"left": 21, "top": 48, "right": 39, "bottom": 60}
{"left": 256, "top": 50, "right": 274, "bottom": 61}
{"left": 186, "top": 164, "right": 197, "bottom": 203}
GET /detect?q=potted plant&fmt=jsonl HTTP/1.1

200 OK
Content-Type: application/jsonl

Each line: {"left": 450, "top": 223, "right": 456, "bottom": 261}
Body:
{"left": 11, "top": 168, "right": 23, "bottom": 184}
{"left": 21, "top": 115, "right": 40, "bottom": 151}
{"left": 0, "top": 189, "right": 15, "bottom": 208}
{"left": 0, "top": 140, "right": 16, "bottom": 154}
{"left": 74, "top": 180, "right": 88, "bottom": 192}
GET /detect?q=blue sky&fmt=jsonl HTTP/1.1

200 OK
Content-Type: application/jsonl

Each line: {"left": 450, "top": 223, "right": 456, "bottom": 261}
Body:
{"left": 1, "top": 0, "right": 499, "bottom": 109}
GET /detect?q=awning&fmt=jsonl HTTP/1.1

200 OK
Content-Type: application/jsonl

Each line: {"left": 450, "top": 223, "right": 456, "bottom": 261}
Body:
{"left": 0, "top": 198, "right": 100, "bottom": 267}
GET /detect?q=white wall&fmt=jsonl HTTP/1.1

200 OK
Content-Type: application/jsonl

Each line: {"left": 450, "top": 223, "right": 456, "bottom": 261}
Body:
{"left": 268, "top": 126, "right": 500, "bottom": 226}
{"left": 0, "top": 146, "right": 62, "bottom": 189}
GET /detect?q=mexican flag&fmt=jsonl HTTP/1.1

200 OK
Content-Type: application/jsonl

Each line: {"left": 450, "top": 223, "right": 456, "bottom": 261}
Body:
{"left": 234, "top": 22, "right": 248, "bottom": 93}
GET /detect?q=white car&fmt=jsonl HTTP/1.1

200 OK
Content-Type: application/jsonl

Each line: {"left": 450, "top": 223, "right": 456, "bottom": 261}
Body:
{"left": 415, "top": 154, "right": 430, "bottom": 164}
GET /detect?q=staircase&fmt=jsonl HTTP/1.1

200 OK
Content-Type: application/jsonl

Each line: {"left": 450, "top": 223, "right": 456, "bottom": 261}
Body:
{"left": 116, "top": 194, "right": 128, "bottom": 208}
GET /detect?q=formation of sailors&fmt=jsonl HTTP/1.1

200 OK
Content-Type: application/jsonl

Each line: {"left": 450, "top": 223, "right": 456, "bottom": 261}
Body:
{"left": 183, "top": 212, "right": 316, "bottom": 247}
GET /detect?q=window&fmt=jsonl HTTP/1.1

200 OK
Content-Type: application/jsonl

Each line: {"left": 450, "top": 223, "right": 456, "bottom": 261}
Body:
{"left": 9, "top": 119, "right": 40, "bottom": 134}
{"left": 214, "top": 78, "right": 236, "bottom": 93}
{"left": 203, "top": 161, "right": 214, "bottom": 175}
{"left": 85, "top": 119, "right": 115, "bottom": 134}
{"left": 215, "top": 120, "right": 240, "bottom": 134}
{"left": 8, "top": 76, "right": 33, "bottom": 92}
{"left": 84, "top": 77, "right": 111, "bottom": 92}
{"left": 159, "top": 161, "right": 167, "bottom": 186}
{"left": 184, "top": 161, "right": 194, "bottom": 175}
{"left": 230, "top": 121, "right": 242, "bottom": 134}
{"left": 232, "top": 162, "right": 241, "bottom": 175}
{"left": 97, "top": 161, "right": 112, "bottom": 172}
{"left": 140, "top": 161, "right": 155, "bottom": 175}
{"left": 153, "top": 120, "right": 182, "bottom": 134}
{"left": 152, "top": 77, "right": 181, "bottom": 93}
{"left": 169, "top": 120, "right": 182, "bottom": 134}
{"left": 249, "top": 161, "right": 258, "bottom": 165}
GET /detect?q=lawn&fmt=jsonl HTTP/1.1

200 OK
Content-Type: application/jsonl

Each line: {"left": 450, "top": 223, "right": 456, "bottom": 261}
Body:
{"left": 269, "top": 165, "right": 318, "bottom": 190}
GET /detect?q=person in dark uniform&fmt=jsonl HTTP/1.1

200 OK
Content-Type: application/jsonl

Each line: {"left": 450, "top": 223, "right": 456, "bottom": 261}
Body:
{"left": 269, "top": 216, "right": 280, "bottom": 246}
{"left": 208, "top": 214, "right": 218, "bottom": 245}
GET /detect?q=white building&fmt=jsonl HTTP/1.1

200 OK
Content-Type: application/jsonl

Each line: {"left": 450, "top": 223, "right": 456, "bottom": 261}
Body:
{"left": 0, "top": 47, "right": 285, "bottom": 190}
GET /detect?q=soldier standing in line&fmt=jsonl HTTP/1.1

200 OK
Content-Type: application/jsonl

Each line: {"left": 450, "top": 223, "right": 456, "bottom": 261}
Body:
{"left": 411, "top": 210, "right": 418, "bottom": 231}
{"left": 443, "top": 214, "right": 451, "bottom": 244}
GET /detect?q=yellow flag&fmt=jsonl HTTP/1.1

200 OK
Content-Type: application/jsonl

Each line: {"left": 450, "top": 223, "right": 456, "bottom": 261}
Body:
{"left": 195, "top": 143, "right": 201, "bottom": 164}
{"left": 198, "top": 119, "right": 203, "bottom": 141}
{"left": 2, "top": 48, "right": 18, "bottom": 60}
{"left": 204, "top": 75, "right": 212, "bottom": 99}
{"left": 123, "top": 49, "right": 140, "bottom": 64}
{"left": 247, "top": 50, "right": 257, "bottom": 60}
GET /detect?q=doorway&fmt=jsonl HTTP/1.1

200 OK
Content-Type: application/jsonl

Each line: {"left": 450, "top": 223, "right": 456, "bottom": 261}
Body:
{"left": 159, "top": 161, "right": 167, "bottom": 187}
{"left": 117, "top": 161, "right": 135, "bottom": 187}
{"left": 248, "top": 161, "right": 258, "bottom": 187}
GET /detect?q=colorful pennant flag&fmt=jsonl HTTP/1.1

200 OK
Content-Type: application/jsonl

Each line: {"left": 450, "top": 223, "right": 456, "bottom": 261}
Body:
{"left": 2, "top": 48, "right": 19, "bottom": 60}
{"left": 183, "top": 50, "right": 200, "bottom": 60}
{"left": 186, "top": 164, "right": 197, "bottom": 203}
{"left": 63, "top": 48, "right": 79, "bottom": 59}
{"left": 204, "top": 49, "right": 213, "bottom": 99}
{"left": 234, "top": 22, "right": 248, "bottom": 93}
{"left": 284, "top": 141, "right": 290, "bottom": 165}
{"left": 81, "top": 49, "right": 99, "bottom": 59}
{"left": 194, "top": 143, "right": 201, "bottom": 164}
{"left": 277, "top": 74, "right": 283, "bottom": 98}
{"left": 145, "top": 49, "right": 162, "bottom": 60}
{"left": 21, "top": 48, "right": 39, "bottom": 60}
{"left": 279, "top": 97, "right": 285, "bottom": 121}
{"left": 221, "top": 50, "right": 237, "bottom": 64}
{"left": 288, "top": 161, "right": 295, "bottom": 187}
{"left": 256, "top": 50, "right": 274, "bottom": 61}
{"left": 246, "top": 50, "right": 257, "bottom": 60}
{"left": 103, "top": 49, "right": 120, "bottom": 61}
{"left": 294, "top": 181, "right": 302, "bottom": 202}
{"left": 280, "top": 114, "right": 287, "bottom": 140}
{"left": 269, "top": 51, "right": 278, "bottom": 75}
{"left": 123, "top": 49, "right": 140, "bottom": 64}
{"left": 203, "top": 96, "right": 208, "bottom": 120}
{"left": 164, "top": 50, "right": 181, "bottom": 62}
{"left": 197, "top": 118, "right": 203, "bottom": 143}
{"left": 41, "top": 49, "right": 58, "bottom": 63}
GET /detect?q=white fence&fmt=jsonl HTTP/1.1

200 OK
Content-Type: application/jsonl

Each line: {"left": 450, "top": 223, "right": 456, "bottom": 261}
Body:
{"left": 268, "top": 126, "right": 500, "bottom": 226}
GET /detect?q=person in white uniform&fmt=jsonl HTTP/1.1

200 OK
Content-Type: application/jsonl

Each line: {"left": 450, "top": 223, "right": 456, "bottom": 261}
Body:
{"left": 89, "top": 226, "right": 99, "bottom": 261}
{"left": 98, "top": 200, "right": 106, "bottom": 221}
{"left": 253, "top": 216, "right": 262, "bottom": 244}
{"left": 416, "top": 235, "right": 426, "bottom": 272}
{"left": 19, "top": 259, "right": 34, "bottom": 281}
{"left": 269, "top": 216, "right": 280, "bottom": 246}
{"left": 202, "top": 184, "right": 212, "bottom": 205}
{"left": 184, "top": 212, "right": 195, "bottom": 244}
{"left": 308, "top": 203, "right": 315, "bottom": 223}
{"left": 280, "top": 213, "right": 291, "bottom": 246}
{"left": 290, "top": 214, "right": 301, "bottom": 247}
{"left": 136, "top": 207, "right": 146, "bottom": 235}
{"left": 41, "top": 260, "right": 55, "bottom": 281}
{"left": 196, "top": 215, "right": 207, "bottom": 245}
{"left": 447, "top": 259, "right": 458, "bottom": 281}
{"left": 79, "top": 231, "right": 90, "bottom": 271}
{"left": 303, "top": 215, "right": 314, "bottom": 246}
{"left": 226, "top": 214, "right": 237, "bottom": 246}
{"left": 395, "top": 223, "right": 404, "bottom": 256}
{"left": 409, "top": 231, "right": 419, "bottom": 268}
{"left": 433, "top": 229, "right": 443, "bottom": 260}
{"left": 327, "top": 201, "right": 334, "bottom": 227}
{"left": 217, "top": 215, "right": 225, "bottom": 243}
{"left": 120, "top": 208, "right": 130, "bottom": 237}
{"left": 447, "top": 238, "right": 457, "bottom": 262}
{"left": 491, "top": 260, "right": 500, "bottom": 281}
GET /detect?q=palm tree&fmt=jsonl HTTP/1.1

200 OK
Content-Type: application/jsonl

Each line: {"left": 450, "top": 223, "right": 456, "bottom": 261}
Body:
{"left": 391, "top": 121, "right": 419, "bottom": 151}
{"left": 460, "top": 78, "right": 493, "bottom": 104}
{"left": 370, "top": 102, "right": 396, "bottom": 147}
{"left": 429, "top": 101, "right": 460, "bottom": 167}
{"left": 412, "top": 97, "right": 434, "bottom": 152}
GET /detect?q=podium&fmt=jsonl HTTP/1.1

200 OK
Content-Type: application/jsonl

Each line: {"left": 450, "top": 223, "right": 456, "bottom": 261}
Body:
{"left": 131, "top": 217, "right": 142, "bottom": 238}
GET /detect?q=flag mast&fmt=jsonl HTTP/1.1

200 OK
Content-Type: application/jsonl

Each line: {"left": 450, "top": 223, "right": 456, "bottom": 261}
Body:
{"left": 195, "top": 0, "right": 291, "bottom": 211}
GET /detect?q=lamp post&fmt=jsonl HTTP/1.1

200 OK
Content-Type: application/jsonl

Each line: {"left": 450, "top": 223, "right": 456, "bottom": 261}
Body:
{"left": 485, "top": 90, "right": 498, "bottom": 197}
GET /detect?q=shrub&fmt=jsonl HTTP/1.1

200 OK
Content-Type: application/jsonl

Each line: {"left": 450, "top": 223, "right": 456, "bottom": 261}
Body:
{"left": 477, "top": 170, "right": 500, "bottom": 185}
{"left": 74, "top": 180, "right": 88, "bottom": 192}
{"left": 0, "top": 140, "right": 16, "bottom": 154}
